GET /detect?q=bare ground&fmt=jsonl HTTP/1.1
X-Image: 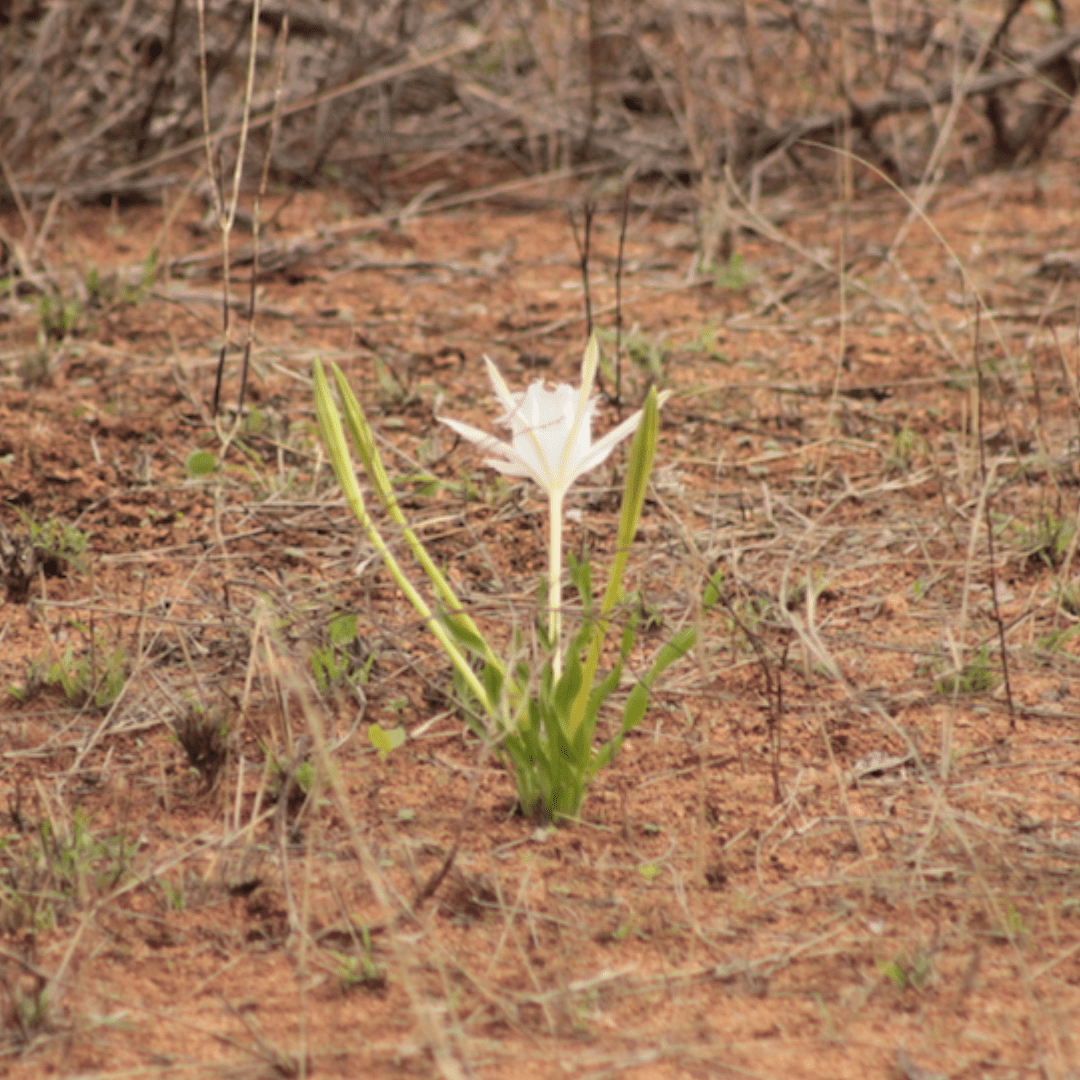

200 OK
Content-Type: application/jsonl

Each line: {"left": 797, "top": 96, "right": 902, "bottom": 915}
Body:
{"left": 3, "top": 145, "right": 1080, "bottom": 1080}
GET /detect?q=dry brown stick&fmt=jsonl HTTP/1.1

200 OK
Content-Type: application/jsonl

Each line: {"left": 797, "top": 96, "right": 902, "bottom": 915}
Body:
{"left": 28, "top": 186, "right": 65, "bottom": 268}
{"left": 0, "top": 148, "right": 36, "bottom": 250}
{"left": 410, "top": 765, "right": 484, "bottom": 914}
{"left": 568, "top": 199, "right": 596, "bottom": 369}
{"left": 973, "top": 305, "right": 1017, "bottom": 732}
{"left": 0, "top": 175, "right": 187, "bottom": 208}
{"left": 198, "top": 0, "right": 263, "bottom": 416}
{"left": 168, "top": 164, "right": 604, "bottom": 280}
{"left": 983, "top": 0, "right": 1077, "bottom": 165}
{"left": 237, "top": 9, "right": 291, "bottom": 417}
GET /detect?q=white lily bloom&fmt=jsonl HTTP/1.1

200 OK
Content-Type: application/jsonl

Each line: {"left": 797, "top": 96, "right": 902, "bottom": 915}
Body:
{"left": 439, "top": 336, "right": 667, "bottom": 677}
{"left": 438, "top": 338, "right": 661, "bottom": 500}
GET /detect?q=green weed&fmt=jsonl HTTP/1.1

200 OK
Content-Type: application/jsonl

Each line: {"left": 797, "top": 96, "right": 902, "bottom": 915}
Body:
{"left": 85, "top": 249, "right": 158, "bottom": 309}
{"left": 16, "top": 511, "right": 89, "bottom": 573}
{"left": 12, "top": 983, "right": 50, "bottom": 1040}
{"left": 310, "top": 612, "right": 373, "bottom": 698}
{"left": 12, "top": 636, "right": 127, "bottom": 710}
{"left": 159, "top": 877, "right": 186, "bottom": 913}
{"left": 1035, "top": 624, "right": 1079, "bottom": 654}
{"left": 38, "top": 291, "right": 81, "bottom": 341}
{"left": 368, "top": 723, "right": 406, "bottom": 761}
{"left": 1015, "top": 509, "right": 1074, "bottom": 569}
{"left": 374, "top": 357, "right": 410, "bottom": 407}
{"left": 886, "top": 426, "right": 926, "bottom": 473}
{"left": 711, "top": 252, "right": 752, "bottom": 291}
{"left": 185, "top": 450, "right": 217, "bottom": 477}
{"left": 935, "top": 646, "right": 996, "bottom": 696}
{"left": 1, "top": 810, "right": 136, "bottom": 933}
{"left": 877, "top": 950, "right": 931, "bottom": 991}
{"left": 1057, "top": 580, "right": 1080, "bottom": 616}
{"left": 331, "top": 925, "right": 385, "bottom": 992}
{"left": 597, "top": 325, "right": 667, "bottom": 383}
{"left": 1000, "top": 901, "right": 1029, "bottom": 939}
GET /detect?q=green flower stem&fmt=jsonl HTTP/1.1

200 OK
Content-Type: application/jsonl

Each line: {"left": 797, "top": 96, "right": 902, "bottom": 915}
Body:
{"left": 549, "top": 488, "right": 563, "bottom": 679}
{"left": 326, "top": 362, "right": 504, "bottom": 681}
{"left": 546, "top": 337, "right": 599, "bottom": 683}
{"left": 313, "top": 361, "right": 495, "bottom": 717}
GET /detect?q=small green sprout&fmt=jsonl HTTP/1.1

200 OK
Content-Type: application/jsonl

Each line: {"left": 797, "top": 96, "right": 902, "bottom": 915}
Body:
{"left": 368, "top": 723, "right": 406, "bottom": 761}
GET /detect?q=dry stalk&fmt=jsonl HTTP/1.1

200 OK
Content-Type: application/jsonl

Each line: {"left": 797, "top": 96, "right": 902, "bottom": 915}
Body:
{"left": 613, "top": 181, "right": 630, "bottom": 417}
{"left": 236, "top": 8, "right": 291, "bottom": 416}
{"left": 973, "top": 303, "right": 1017, "bottom": 731}
{"left": 195, "top": 0, "right": 262, "bottom": 417}
{"left": 568, "top": 199, "right": 596, "bottom": 346}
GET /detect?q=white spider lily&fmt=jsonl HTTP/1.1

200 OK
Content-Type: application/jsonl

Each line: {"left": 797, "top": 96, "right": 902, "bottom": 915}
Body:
{"left": 439, "top": 334, "right": 668, "bottom": 675}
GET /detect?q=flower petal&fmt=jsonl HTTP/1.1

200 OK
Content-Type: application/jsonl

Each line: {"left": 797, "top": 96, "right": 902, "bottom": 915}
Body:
{"left": 438, "top": 347, "right": 668, "bottom": 500}
{"left": 483, "top": 356, "right": 521, "bottom": 419}
{"left": 508, "top": 382, "right": 567, "bottom": 489}
{"left": 438, "top": 415, "right": 507, "bottom": 454}
{"left": 485, "top": 457, "right": 534, "bottom": 479}
{"left": 567, "top": 392, "right": 670, "bottom": 483}
{"left": 568, "top": 407, "right": 645, "bottom": 482}
{"left": 438, "top": 416, "right": 550, "bottom": 489}
{"left": 554, "top": 336, "right": 600, "bottom": 487}
{"left": 577, "top": 333, "right": 600, "bottom": 407}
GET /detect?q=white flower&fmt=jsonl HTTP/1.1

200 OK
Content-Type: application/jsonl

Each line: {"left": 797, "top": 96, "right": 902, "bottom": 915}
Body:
{"left": 438, "top": 335, "right": 667, "bottom": 678}
{"left": 438, "top": 336, "right": 659, "bottom": 499}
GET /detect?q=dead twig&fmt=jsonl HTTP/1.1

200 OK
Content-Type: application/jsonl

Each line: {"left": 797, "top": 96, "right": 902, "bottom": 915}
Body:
{"left": 973, "top": 303, "right": 1018, "bottom": 732}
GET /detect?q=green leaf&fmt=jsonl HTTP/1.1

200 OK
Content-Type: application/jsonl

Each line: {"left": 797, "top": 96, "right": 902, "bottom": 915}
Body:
{"left": 568, "top": 552, "right": 594, "bottom": 615}
{"left": 186, "top": 450, "right": 217, "bottom": 477}
{"left": 566, "top": 387, "right": 661, "bottom": 744}
{"left": 587, "top": 663, "right": 622, "bottom": 719}
{"left": 622, "top": 683, "right": 649, "bottom": 732}
{"left": 650, "top": 627, "right": 696, "bottom": 677}
{"left": 313, "top": 360, "right": 497, "bottom": 718}
{"left": 244, "top": 407, "right": 266, "bottom": 436}
{"left": 614, "top": 388, "right": 660, "bottom": 562}
{"left": 482, "top": 661, "right": 503, "bottom": 707}
{"left": 328, "top": 613, "right": 357, "bottom": 646}
{"left": 702, "top": 568, "right": 724, "bottom": 610}
{"left": 368, "top": 723, "right": 406, "bottom": 761}
{"left": 876, "top": 959, "right": 907, "bottom": 990}
{"left": 554, "top": 651, "right": 583, "bottom": 722}
{"left": 439, "top": 609, "right": 488, "bottom": 654}
{"left": 327, "top": 360, "right": 502, "bottom": 684}
{"left": 614, "top": 628, "right": 695, "bottom": 744}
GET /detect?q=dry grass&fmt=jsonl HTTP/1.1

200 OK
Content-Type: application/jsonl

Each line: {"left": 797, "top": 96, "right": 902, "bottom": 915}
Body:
{"left": 2, "top": 2, "right": 1080, "bottom": 1078}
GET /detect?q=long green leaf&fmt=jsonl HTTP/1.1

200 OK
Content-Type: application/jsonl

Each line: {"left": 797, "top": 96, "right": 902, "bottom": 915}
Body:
{"left": 619, "top": 626, "right": 696, "bottom": 739}
{"left": 649, "top": 627, "right": 696, "bottom": 682}
{"left": 313, "top": 359, "right": 495, "bottom": 717}
{"left": 568, "top": 552, "right": 594, "bottom": 616}
{"left": 621, "top": 683, "right": 649, "bottom": 733}
{"left": 589, "top": 626, "right": 697, "bottom": 780}
{"left": 566, "top": 387, "right": 661, "bottom": 742}
{"left": 329, "top": 362, "right": 504, "bottom": 680}
{"left": 702, "top": 567, "right": 725, "bottom": 610}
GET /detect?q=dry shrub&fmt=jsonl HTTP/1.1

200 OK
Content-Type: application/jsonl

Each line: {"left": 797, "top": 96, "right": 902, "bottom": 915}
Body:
{"left": 0, "top": 0, "right": 1073, "bottom": 213}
